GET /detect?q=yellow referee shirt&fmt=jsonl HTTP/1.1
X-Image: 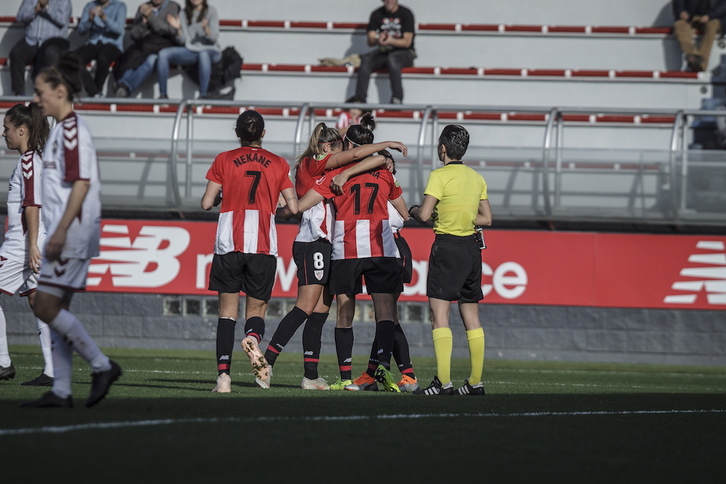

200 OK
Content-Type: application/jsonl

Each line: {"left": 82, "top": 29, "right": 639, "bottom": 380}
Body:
{"left": 423, "top": 162, "right": 488, "bottom": 236}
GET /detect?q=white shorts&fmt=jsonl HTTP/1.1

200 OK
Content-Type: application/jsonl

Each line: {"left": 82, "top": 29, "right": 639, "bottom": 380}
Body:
{"left": 38, "top": 257, "right": 91, "bottom": 294}
{"left": 0, "top": 257, "right": 38, "bottom": 296}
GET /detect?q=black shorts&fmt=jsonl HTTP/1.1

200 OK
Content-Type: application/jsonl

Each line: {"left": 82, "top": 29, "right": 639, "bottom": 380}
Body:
{"left": 293, "top": 239, "right": 332, "bottom": 286}
{"left": 329, "top": 257, "right": 403, "bottom": 295}
{"left": 394, "top": 232, "right": 413, "bottom": 284}
{"left": 426, "top": 234, "right": 483, "bottom": 302}
{"left": 208, "top": 252, "right": 277, "bottom": 300}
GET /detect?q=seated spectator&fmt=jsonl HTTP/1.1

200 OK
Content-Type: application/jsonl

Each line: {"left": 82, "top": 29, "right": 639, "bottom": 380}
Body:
{"left": 74, "top": 0, "right": 127, "bottom": 97}
{"left": 673, "top": 0, "right": 723, "bottom": 72}
{"left": 353, "top": 0, "right": 416, "bottom": 105}
{"left": 156, "top": 0, "right": 220, "bottom": 99}
{"left": 112, "top": 0, "right": 181, "bottom": 98}
{"left": 8, "top": 0, "right": 72, "bottom": 96}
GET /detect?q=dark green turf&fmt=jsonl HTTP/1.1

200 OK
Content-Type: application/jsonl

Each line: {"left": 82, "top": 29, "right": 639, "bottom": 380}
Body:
{"left": 1, "top": 345, "right": 724, "bottom": 483}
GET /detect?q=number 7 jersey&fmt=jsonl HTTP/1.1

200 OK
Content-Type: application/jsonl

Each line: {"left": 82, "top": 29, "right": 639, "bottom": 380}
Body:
{"left": 205, "top": 145, "right": 293, "bottom": 256}
{"left": 313, "top": 165, "right": 402, "bottom": 260}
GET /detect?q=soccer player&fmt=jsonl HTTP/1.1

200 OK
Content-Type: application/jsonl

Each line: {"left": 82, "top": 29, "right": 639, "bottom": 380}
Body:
{"left": 0, "top": 103, "right": 54, "bottom": 386}
{"left": 201, "top": 110, "right": 298, "bottom": 392}
{"left": 282, "top": 117, "right": 410, "bottom": 392}
{"left": 22, "top": 53, "right": 122, "bottom": 408}
{"left": 333, "top": 152, "right": 419, "bottom": 393}
{"left": 409, "top": 125, "right": 492, "bottom": 396}
{"left": 267, "top": 121, "right": 407, "bottom": 390}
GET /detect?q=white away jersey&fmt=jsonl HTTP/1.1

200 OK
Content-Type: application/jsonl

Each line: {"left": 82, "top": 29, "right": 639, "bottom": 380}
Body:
{"left": 42, "top": 113, "right": 102, "bottom": 259}
{"left": 0, "top": 150, "right": 46, "bottom": 262}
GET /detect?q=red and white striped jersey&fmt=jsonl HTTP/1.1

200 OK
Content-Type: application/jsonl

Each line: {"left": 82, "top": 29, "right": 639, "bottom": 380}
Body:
{"left": 206, "top": 146, "right": 293, "bottom": 256}
{"left": 294, "top": 154, "right": 334, "bottom": 243}
{"left": 0, "top": 150, "right": 46, "bottom": 262}
{"left": 313, "top": 165, "right": 402, "bottom": 260}
{"left": 42, "top": 112, "right": 101, "bottom": 259}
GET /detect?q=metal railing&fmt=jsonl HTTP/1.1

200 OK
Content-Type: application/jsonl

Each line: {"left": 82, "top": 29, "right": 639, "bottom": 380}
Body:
{"left": 1, "top": 97, "right": 725, "bottom": 225}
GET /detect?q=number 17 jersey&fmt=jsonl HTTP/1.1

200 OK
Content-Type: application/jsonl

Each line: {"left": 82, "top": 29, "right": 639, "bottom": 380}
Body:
{"left": 313, "top": 165, "right": 402, "bottom": 260}
{"left": 206, "top": 146, "right": 293, "bottom": 256}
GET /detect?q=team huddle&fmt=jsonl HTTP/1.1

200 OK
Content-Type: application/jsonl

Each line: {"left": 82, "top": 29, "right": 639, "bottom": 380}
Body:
{"left": 202, "top": 110, "right": 492, "bottom": 397}
{"left": 1, "top": 57, "right": 490, "bottom": 406}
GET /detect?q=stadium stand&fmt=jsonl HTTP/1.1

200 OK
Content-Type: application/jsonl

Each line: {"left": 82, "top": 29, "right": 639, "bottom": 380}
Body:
{"left": 1, "top": 0, "right": 724, "bottom": 225}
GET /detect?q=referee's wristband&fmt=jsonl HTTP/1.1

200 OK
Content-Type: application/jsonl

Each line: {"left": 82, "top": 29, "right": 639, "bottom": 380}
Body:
{"left": 408, "top": 205, "right": 419, "bottom": 218}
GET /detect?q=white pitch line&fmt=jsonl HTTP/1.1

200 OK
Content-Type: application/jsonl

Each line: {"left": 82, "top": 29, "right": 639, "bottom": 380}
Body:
{"left": 1, "top": 409, "right": 724, "bottom": 437}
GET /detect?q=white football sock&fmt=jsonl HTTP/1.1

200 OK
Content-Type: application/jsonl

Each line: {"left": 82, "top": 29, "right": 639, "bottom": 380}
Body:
{"left": 37, "top": 318, "right": 54, "bottom": 377}
{"left": 50, "top": 328, "right": 73, "bottom": 398}
{"left": 50, "top": 309, "right": 110, "bottom": 372}
{"left": 0, "top": 305, "right": 11, "bottom": 367}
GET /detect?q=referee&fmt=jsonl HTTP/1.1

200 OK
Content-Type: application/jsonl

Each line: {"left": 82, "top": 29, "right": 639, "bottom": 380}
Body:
{"left": 409, "top": 125, "right": 492, "bottom": 396}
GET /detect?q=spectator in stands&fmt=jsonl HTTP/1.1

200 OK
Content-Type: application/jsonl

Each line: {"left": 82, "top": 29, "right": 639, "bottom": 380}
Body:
{"left": 74, "top": 0, "right": 127, "bottom": 97}
{"left": 672, "top": 0, "right": 724, "bottom": 72}
{"left": 156, "top": 0, "right": 220, "bottom": 99}
{"left": 112, "top": 0, "right": 181, "bottom": 98}
{"left": 353, "top": 0, "right": 416, "bottom": 105}
{"left": 8, "top": 0, "right": 72, "bottom": 96}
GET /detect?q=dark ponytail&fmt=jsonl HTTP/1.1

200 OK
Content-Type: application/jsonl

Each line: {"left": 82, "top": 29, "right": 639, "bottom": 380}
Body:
{"left": 4, "top": 103, "right": 50, "bottom": 154}
{"left": 346, "top": 113, "right": 375, "bottom": 146}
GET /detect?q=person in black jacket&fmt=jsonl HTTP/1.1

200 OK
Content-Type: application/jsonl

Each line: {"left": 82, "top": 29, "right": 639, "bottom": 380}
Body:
{"left": 353, "top": 0, "right": 415, "bottom": 105}
{"left": 673, "top": 0, "right": 724, "bottom": 71}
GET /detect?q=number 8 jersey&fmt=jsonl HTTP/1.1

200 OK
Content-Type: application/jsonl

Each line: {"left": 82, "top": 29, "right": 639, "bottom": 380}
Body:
{"left": 206, "top": 145, "right": 293, "bottom": 256}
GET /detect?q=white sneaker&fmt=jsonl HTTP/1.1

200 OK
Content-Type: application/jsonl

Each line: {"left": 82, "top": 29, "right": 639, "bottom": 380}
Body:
{"left": 212, "top": 373, "right": 231, "bottom": 393}
{"left": 301, "top": 377, "right": 330, "bottom": 390}
{"left": 241, "top": 336, "right": 270, "bottom": 388}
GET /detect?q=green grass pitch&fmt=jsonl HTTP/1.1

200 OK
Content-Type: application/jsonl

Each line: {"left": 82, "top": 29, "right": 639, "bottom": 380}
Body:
{"left": 1, "top": 345, "right": 725, "bottom": 483}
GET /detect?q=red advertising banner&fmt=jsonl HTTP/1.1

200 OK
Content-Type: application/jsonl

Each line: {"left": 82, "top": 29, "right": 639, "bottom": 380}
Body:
{"left": 87, "top": 220, "right": 726, "bottom": 310}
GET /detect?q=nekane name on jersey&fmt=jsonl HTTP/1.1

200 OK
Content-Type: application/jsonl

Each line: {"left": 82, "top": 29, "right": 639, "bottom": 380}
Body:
{"left": 206, "top": 146, "right": 293, "bottom": 256}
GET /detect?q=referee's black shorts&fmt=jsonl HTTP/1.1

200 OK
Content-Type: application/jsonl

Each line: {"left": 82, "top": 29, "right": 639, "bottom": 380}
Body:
{"left": 293, "top": 239, "right": 332, "bottom": 286}
{"left": 208, "top": 251, "right": 276, "bottom": 300}
{"left": 426, "top": 233, "right": 483, "bottom": 302}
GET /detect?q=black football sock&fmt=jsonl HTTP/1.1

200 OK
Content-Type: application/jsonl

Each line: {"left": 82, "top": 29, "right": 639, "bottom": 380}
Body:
{"left": 374, "top": 320, "right": 395, "bottom": 369}
{"left": 302, "top": 312, "right": 329, "bottom": 380}
{"left": 216, "top": 317, "right": 236, "bottom": 375}
{"left": 334, "top": 327, "right": 354, "bottom": 380}
{"left": 393, "top": 323, "right": 415, "bottom": 379}
{"left": 366, "top": 338, "right": 379, "bottom": 377}
{"left": 265, "top": 306, "right": 309, "bottom": 367}
{"left": 244, "top": 316, "right": 265, "bottom": 343}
